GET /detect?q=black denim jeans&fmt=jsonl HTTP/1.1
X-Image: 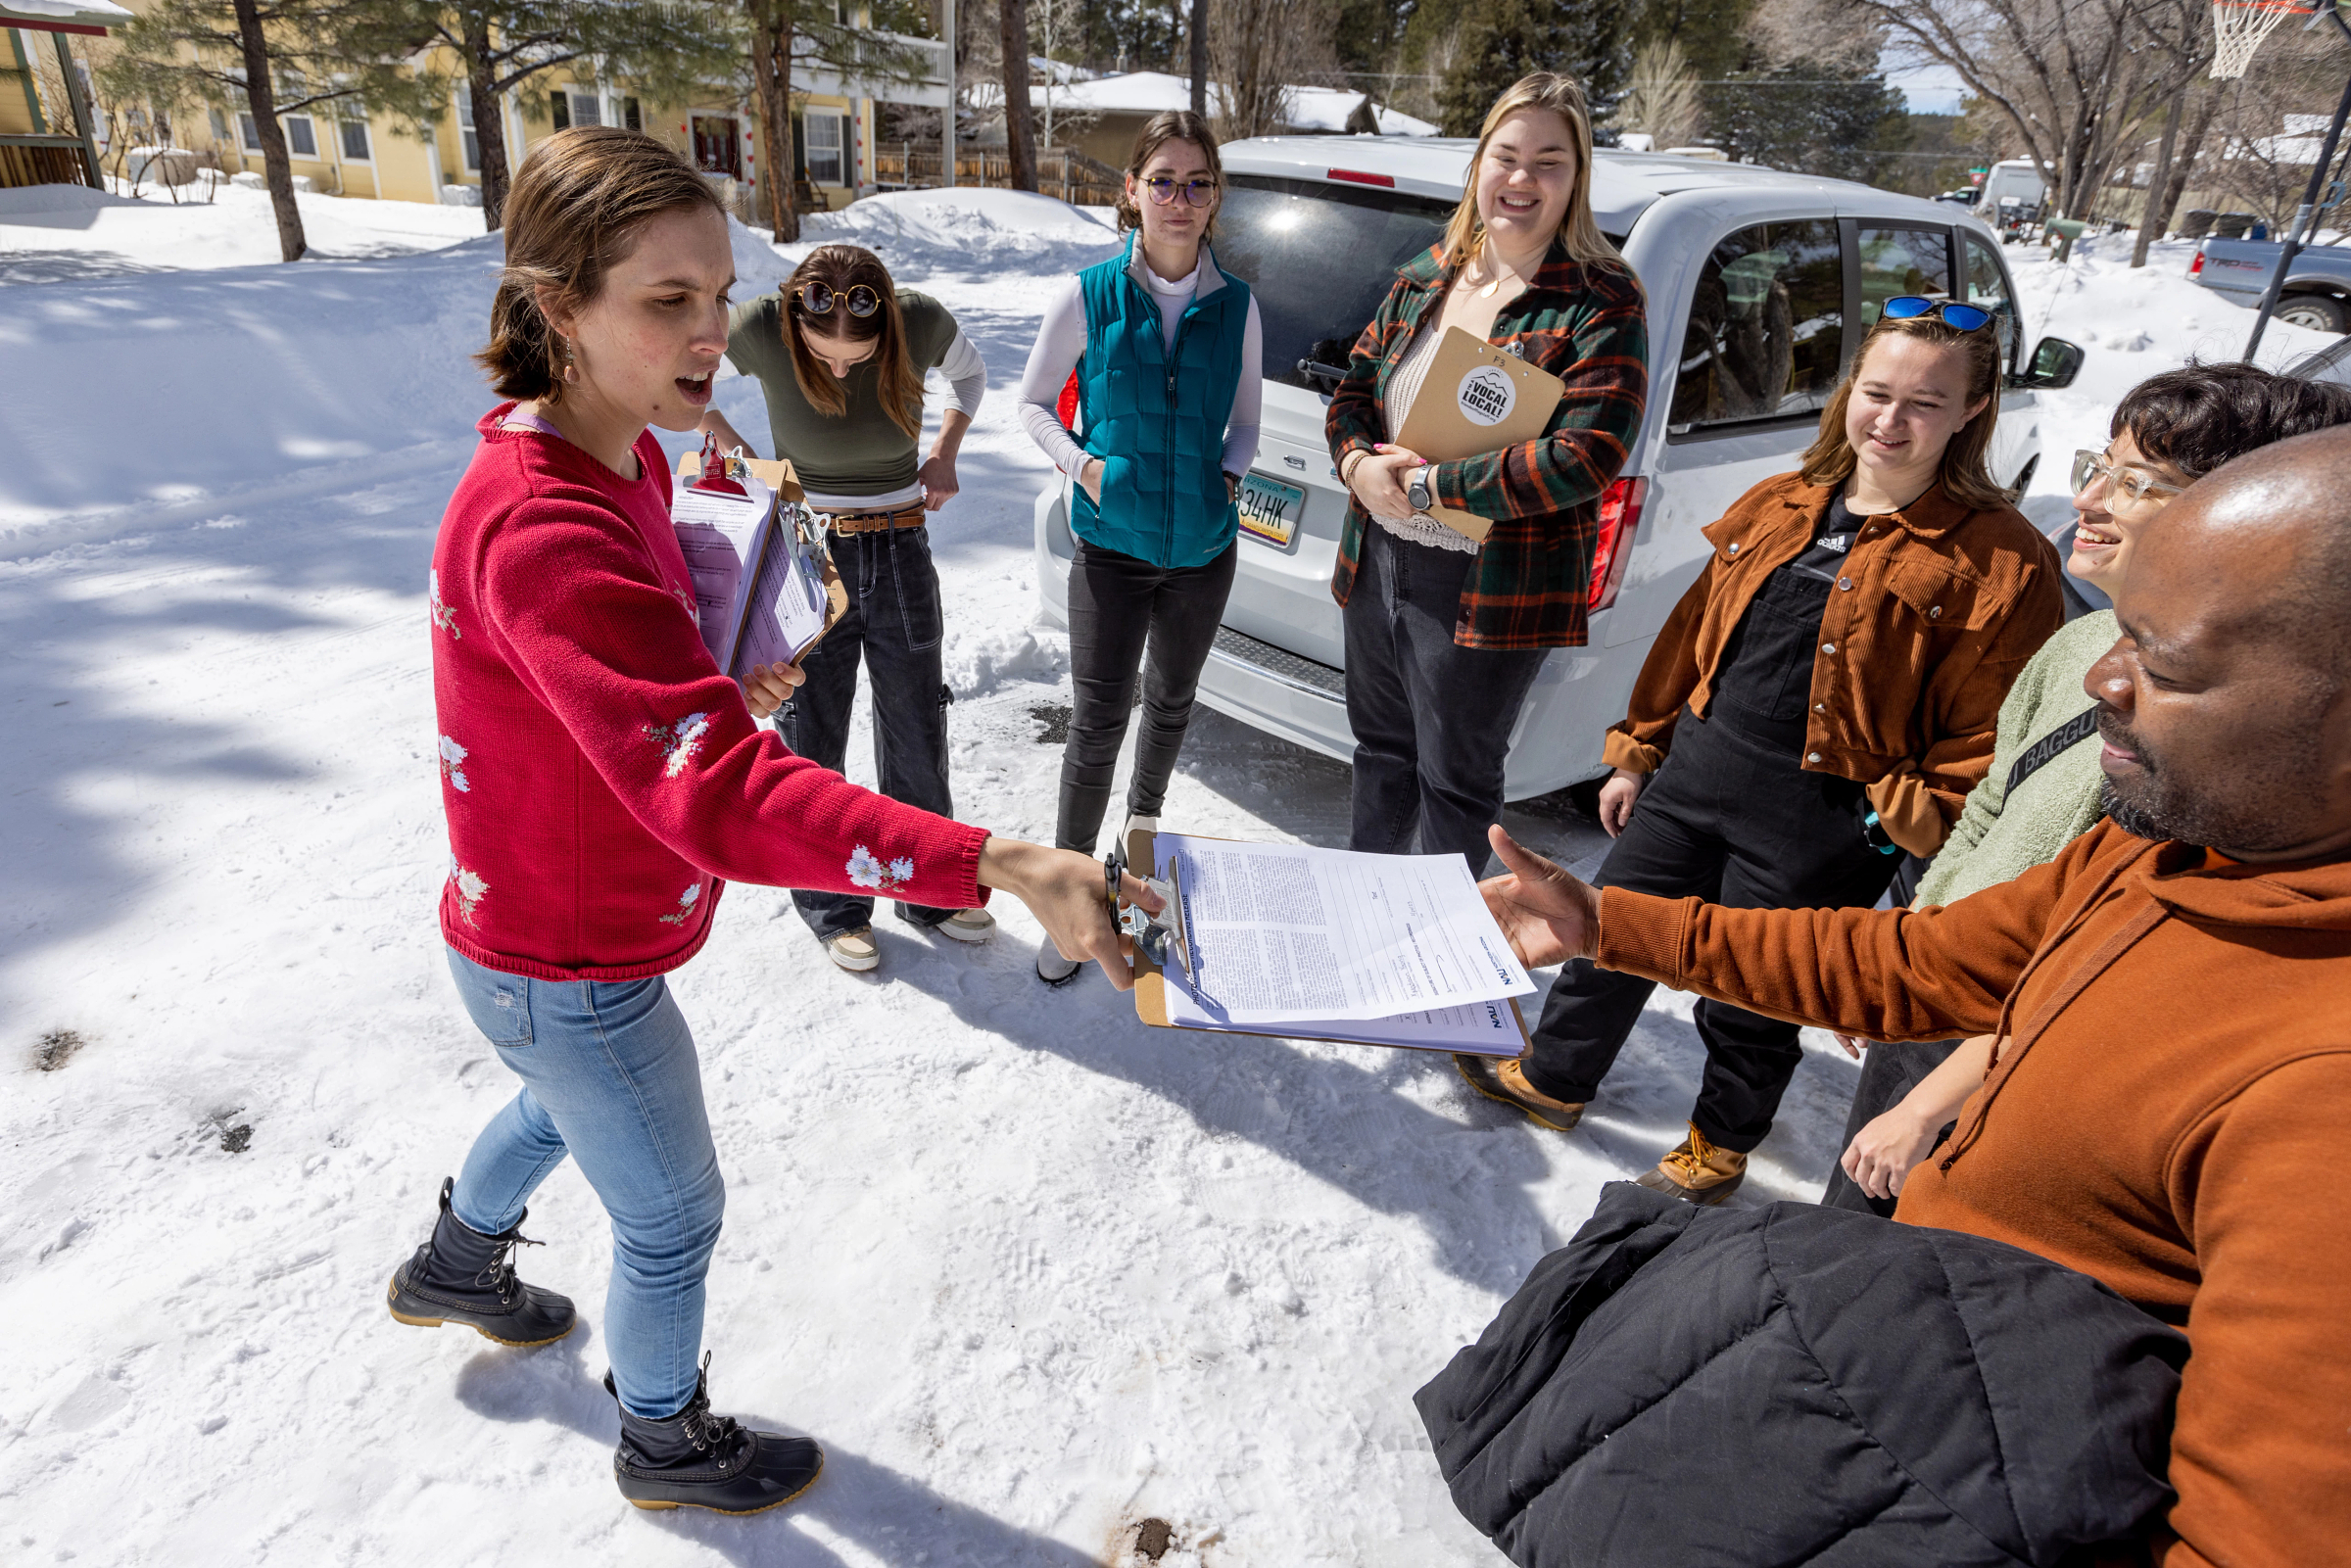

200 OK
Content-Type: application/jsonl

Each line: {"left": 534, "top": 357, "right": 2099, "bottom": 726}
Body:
{"left": 1817, "top": 1038, "right": 1963, "bottom": 1217}
{"left": 1056, "top": 537, "right": 1237, "bottom": 853}
{"left": 1522, "top": 707, "right": 1902, "bottom": 1152}
{"left": 1343, "top": 524, "right": 1548, "bottom": 875}
{"left": 778, "top": 527, "right": 957, "bottom": 939}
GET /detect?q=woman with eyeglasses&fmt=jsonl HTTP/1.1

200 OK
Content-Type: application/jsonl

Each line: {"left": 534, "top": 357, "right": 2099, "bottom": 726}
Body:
{"left": 1463, "top": 300, "right": 2064, "bottom": 1208}
{"left": 697, "top": 245, "right": 994, "bottom": 974}
{"left": 1822, "top": 361, "right": 2351, "bottom": 1216}
{"left": 1015, "top": 109, "right": 1263, "bottom": 984}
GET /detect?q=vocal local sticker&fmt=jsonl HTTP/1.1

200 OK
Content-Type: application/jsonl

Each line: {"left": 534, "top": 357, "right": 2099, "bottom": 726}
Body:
{"left": 1457, "top": 364, "right": 1517, "bottom": 427}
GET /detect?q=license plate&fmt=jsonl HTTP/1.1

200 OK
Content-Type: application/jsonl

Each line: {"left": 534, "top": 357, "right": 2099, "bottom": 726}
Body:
{"left": 1237, "top": 471, "right": 1306, "bottom": 548}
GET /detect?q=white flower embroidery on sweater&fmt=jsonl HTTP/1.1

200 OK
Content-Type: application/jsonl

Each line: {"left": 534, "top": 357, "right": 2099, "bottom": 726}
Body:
{"left": 438, "top": 735, "right": 472, "bottom": 792}
{"left": 428, "top": 570, "right": 461, "bottom": 639}
{"left": 644, "top": 712, "right": 711, "bottom": 779}
{"left": 450, "top": 859, "right": 489, "bottom": 926}
{"left": 670, "top": 583, "right": 697, "bottom": 619}
{"left": 846, "top": 845, "right": 915, "bottom": 892}
{"left": 657, "top": 881, "right": 702, "bottom": 927}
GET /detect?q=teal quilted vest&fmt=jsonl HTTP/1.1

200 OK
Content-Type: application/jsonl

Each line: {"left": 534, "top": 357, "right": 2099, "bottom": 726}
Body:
{"left": 1071, "top": 236, "right": 1251, "bottom": 568}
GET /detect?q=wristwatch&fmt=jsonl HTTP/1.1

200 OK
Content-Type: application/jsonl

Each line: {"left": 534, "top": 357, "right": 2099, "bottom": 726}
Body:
{"left": 1407, "top": 466, "right": 1432, "bottom": 514}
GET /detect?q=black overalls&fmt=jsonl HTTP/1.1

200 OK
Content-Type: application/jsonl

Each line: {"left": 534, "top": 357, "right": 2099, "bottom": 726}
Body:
{"left": 1523, "top": 497, "right": 1905, "bottom": 1151}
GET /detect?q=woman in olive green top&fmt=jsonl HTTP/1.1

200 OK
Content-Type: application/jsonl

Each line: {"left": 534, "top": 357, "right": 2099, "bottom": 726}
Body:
{"left": 697, "top": 244, "right": 991, "bottom": 974}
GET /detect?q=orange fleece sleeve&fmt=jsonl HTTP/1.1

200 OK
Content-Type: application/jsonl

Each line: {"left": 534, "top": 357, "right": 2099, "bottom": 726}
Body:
{"left": 2154, "top": 1052, "right": 2351, "bottom": 1567}
{"left": 1588, "top": 826, "right": 2114, "bottom": 1042}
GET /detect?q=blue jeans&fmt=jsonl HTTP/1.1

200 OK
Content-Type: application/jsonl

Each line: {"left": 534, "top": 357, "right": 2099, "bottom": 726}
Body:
{"left": 444, "top": 947, "right": 724, "bottom": 1420}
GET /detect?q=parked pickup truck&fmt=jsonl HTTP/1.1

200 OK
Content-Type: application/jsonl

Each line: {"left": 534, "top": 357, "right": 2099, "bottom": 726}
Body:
{"left": 2187, "top": 235, "right": 2351, "bottom": 332}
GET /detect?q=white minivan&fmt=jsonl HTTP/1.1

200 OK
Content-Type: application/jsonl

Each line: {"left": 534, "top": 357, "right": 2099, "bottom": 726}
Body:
{"left": 1032, "top": 138, "right": 2083, "bottom": 800}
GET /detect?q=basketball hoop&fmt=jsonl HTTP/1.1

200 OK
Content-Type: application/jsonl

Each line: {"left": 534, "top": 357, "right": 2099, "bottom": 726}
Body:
{"left": 2212, "top": 0, "right": 2318, "bottom": 80}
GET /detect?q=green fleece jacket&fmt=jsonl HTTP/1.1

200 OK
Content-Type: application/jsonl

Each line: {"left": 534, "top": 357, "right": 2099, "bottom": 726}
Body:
{"left": 1914, "top": 610, "right": 2117, "bottom": 908}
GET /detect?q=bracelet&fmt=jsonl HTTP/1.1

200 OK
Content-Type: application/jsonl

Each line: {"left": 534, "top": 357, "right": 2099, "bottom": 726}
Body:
{"left": 1339, "top": 450, "right": 1369, "bottom": 485}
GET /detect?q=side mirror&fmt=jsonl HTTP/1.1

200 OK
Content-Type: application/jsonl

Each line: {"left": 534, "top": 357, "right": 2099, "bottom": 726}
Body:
{"left": 2016, "top": 336, "right": 2085, "bottom": 390}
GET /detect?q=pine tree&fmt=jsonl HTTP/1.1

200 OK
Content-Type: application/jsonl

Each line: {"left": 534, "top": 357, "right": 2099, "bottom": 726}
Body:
{"left": 104, "top": 0, "right": 446, "bottom": 261}
{"left": 1435, "top": 0, "right": 1635, "bottom": 138}
{"left": 386, "top": 0, "right": 743, "bottom": 231}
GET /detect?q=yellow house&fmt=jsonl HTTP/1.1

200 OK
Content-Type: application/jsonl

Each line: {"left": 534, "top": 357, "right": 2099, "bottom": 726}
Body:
{"left": 87, "top": 0, "right": 947, "bottom": 214}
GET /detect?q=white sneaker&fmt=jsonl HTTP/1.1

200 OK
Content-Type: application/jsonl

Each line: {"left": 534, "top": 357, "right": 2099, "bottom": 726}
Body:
{"left": 823, "top": 927, "right": 880, "bottom": 973}
{"left": 1034, "top": 935, "right": 1082, "bottom": 985}
{"left": 932, "top": 908, "right": 995, "bottom": 943}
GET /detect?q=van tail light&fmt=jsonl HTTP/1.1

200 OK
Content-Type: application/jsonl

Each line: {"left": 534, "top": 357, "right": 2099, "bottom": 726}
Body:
{"left": 1326, "top": 167, "right": 1395, "bottom": 188}
{"left": 1587, "top": 477, "right": 1646, "bottom": 610}
{"left": 2188, "top": 249, "right": 2206, "bottom": 278}
{"left": 1056, "top": 368, "right": 1080, "bottom": 430}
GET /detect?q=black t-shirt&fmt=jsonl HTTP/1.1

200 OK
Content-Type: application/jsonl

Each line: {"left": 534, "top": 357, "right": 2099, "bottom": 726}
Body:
{"left": 1706, "top": 496, "right": 1858, "bottom": 751}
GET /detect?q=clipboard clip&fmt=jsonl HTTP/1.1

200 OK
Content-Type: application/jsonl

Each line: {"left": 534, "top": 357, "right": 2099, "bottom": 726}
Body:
{"left": 1105, "top": 846, "right": 1192, "bottom": 986}
{"left": 692, "top": 429, "right": 752, "bottom": 494}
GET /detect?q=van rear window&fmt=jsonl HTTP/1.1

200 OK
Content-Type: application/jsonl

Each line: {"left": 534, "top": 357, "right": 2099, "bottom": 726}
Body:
{"left": 1216, "top": 175, "right": 1456, "bottom": 390}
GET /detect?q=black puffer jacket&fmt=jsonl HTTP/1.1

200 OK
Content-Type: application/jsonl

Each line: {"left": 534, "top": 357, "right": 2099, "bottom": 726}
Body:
{"left": 1415, "top": 1185, "right": 2186, "bottom": 1567}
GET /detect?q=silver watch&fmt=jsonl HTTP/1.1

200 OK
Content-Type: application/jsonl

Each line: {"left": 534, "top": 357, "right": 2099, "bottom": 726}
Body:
{"left": 1407, "top": 467, "right": 1432, "bottom": 514}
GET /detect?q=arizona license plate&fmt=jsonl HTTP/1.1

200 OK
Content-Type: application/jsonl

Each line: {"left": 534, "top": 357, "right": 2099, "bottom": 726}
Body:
{"left": 1237, "top": 471, "right": 1306, "bottom": 548}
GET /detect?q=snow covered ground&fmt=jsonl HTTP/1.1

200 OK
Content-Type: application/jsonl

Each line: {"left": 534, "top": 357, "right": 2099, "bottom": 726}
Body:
{"left": 0, "top": 184, "right": 2330, "bottom": 1567}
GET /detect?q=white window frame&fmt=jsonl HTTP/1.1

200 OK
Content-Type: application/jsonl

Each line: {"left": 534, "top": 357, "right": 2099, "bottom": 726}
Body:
{"left": 565, "top": 88, "right": 604, "bottom": 128}
{"left": 238, "top": 112, "right": 263, "bottom": 153}
{"left": 337, "top": 113, "right": 372, "bottom": 164}
{"left": 456, "top": 90, "right": 480, "bottom": 173}
{"left": 283, "top": 114, "right": 318, "bottom": 160}
{"left": 804, "top": 110, "right": 844, "bottom": 186}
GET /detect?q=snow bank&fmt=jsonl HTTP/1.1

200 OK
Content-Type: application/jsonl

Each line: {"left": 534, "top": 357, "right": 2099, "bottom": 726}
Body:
{"left": 0, "top": 215, "right": 792, "bottom": 548}
{"left": 0, "top": 183, "right": 142, "bottom": 217}
{"left": 803, "top": 188, "right": 1122, "bottom": 271}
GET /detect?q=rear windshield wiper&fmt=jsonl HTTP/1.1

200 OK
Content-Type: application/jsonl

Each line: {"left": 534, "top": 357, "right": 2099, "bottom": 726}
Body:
{"left": 1296, "top": 358, "right": 1349, "bottom": 392}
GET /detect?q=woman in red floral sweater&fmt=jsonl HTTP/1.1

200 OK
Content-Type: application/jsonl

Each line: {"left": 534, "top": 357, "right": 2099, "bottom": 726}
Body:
{"left": 385, "top": 127, "right": 1149, "bottom": 1516}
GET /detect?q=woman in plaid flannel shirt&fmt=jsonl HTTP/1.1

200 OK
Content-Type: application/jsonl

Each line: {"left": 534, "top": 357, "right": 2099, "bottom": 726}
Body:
{"left": 1327, "top": 72, "right": 1649, "bottom": 879}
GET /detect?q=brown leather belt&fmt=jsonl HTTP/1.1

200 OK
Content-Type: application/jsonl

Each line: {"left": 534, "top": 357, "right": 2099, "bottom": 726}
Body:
{"left": 825, "top": 503, "right": 928, "bottom": 535}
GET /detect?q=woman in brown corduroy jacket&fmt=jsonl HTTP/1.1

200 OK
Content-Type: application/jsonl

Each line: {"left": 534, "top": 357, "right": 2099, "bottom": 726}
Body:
{"left": 1461, "top": 306, "right": 2063, "bottom": 1202}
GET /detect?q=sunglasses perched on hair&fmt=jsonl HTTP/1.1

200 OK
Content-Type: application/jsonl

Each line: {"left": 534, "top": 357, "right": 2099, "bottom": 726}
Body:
{"left": 1881, "top": 295, "right": 1996, "bottom": 332}
{"left": 1141, "top": 174, "right": 1219, "bottom": 208}
{"left": 794, "top": 281, "right": 882, "bottom": 318}
{"left": 2071, "top": 449, "right": 2187, "bottom": 504}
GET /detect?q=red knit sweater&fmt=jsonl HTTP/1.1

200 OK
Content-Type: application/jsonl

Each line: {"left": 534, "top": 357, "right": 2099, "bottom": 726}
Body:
{"left": 430, "top": 407, "right": 989, "bottom": 979}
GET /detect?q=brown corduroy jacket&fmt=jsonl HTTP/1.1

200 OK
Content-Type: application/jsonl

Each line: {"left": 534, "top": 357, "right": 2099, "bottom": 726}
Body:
{"left": 1591, "top": 820, "right": 2351, "bottom": 1568}
{"left": 1602, "top": 472, "right": 2063, "bottom": 855}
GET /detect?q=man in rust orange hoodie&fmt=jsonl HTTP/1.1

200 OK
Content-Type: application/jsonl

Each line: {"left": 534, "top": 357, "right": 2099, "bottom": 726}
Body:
{"left": 1477, "top": 428, "right": 2351, "bottom": 1566}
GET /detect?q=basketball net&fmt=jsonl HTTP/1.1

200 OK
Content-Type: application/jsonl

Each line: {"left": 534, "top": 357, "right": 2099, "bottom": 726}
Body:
{"left": 2212, "top": 0, "right": 2313, "bottom": 80}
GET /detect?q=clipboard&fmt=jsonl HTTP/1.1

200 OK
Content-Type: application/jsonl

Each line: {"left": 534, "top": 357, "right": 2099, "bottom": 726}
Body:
{"left": 672, "top": 451, "right": 847, "bottom": 669}
{"left": 1392, "top": 327, "right": 1567, "bottom": 545}
{"left": 1124, "top": 829, "right": 1532, "bottom": 1058}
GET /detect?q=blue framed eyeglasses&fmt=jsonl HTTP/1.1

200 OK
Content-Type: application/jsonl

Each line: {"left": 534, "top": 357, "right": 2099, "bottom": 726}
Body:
{"left": 1882, "top": 295, "right": 1995, "bottom": 332}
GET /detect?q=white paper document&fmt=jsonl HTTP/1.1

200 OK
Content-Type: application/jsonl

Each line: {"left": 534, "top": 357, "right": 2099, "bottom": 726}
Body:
{"left": 671, "top": 471, "right": 830, "bottom": 677}
{"left": 1150, "top": 833, "right": 1535, "bottom": 1024}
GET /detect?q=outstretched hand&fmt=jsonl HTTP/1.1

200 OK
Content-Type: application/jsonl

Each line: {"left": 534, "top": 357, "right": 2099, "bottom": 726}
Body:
{"left": 977, "top": 837, "right": 1164, "bottom": 992}
{"left": 1479, "top": 824, "right": 1602, "bottom": 971}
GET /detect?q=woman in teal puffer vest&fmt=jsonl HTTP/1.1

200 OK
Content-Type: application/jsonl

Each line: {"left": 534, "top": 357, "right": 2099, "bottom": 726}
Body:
{"left": 1017, "top": 110, "right": 1265, "bottom": 983}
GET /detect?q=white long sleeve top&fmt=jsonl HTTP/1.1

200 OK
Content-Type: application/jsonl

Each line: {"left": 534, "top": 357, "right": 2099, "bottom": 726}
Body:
{"left": 1016, "top": 244, "right": 1263, "bottom": 483}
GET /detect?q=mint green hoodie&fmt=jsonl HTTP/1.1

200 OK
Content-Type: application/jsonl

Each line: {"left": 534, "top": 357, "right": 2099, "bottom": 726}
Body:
{"left": 1914, "top": 610, "right": 2118, "bottom": 908}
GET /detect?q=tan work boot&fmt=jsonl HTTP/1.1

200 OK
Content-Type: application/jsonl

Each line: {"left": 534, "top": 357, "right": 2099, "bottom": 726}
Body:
{"left": 1637, "top": 1123, "right": 1748, "bottom": 1206}
{"left": 1454, "top": 1054, "right": 1587, "bottom": 1131}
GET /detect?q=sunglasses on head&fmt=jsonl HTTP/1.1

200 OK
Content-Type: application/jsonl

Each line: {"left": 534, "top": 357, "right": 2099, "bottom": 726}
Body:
{"left": 794, "top": 281, "right": 882, "bottom": 319}
{"left": 1881, "top": 295, "right": 1995, "bottom": 332}
{"left": 1141, "top": 174, "right": 1218, "bottom": 208}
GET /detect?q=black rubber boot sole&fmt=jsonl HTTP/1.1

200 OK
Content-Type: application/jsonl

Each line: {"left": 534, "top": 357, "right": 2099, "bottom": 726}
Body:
{"left": 385, "top": 1268, "right": 575, "bottom": 1348}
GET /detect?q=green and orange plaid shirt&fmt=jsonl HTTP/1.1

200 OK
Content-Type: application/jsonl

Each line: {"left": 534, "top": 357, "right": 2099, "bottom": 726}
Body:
{"left": 1327, "top": 243, "right": 1649, "bottom": 649}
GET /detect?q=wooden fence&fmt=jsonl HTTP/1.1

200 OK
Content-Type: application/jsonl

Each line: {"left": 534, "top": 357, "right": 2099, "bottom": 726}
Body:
{"left": 871, "top": 144, "right": 1123, "bottom": 207}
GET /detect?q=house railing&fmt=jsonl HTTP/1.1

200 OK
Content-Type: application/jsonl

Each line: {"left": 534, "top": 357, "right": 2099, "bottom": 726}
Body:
{"left": 872, "top": 143, "right": 1122, "bottom": 206}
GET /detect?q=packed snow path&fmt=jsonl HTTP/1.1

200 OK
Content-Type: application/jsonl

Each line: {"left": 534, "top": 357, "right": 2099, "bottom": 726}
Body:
{"left": 0, "top": 185, "right": 2327, "bottom": 1566}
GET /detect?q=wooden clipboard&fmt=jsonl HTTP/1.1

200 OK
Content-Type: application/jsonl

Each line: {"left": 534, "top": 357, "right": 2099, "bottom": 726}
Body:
{"left": 1125, "top": 829, "right": 1531, "bottom": 1057}
{"left": 672, "top": 451, "right": 848, "bottom": 667}
{"left": 1392, "top": 327, "right": 1566, "bottom": 545}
